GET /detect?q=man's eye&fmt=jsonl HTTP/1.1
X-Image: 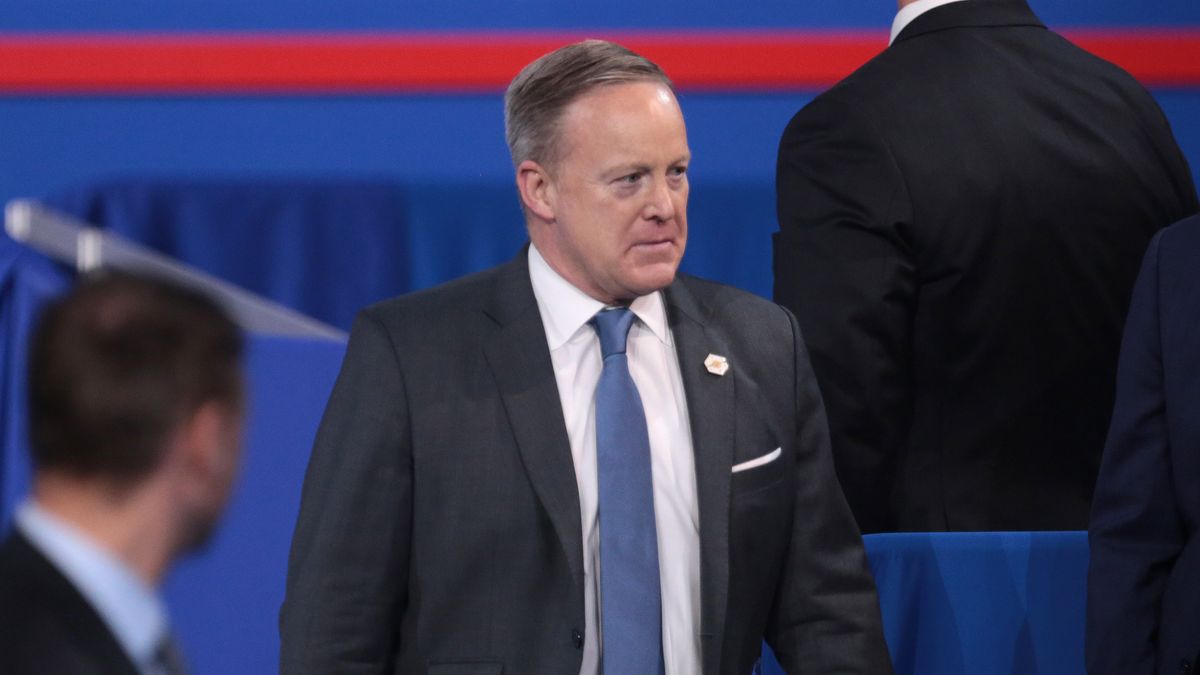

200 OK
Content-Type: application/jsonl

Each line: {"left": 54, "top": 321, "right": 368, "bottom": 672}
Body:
{"left": 670, "top": 166, "right": 688, "bottom": 177}
{"left": 619, "top": 173, "right": 642, "bottom": 184}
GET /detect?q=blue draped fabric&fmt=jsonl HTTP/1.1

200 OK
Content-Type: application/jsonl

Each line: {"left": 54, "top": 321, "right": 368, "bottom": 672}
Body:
{"left": 0, "top": 233, "right": 71, "bottom": 533}
{"left": 44, "top": 178, "right": 778, "bottom": 330}
{"left": 45, "top": 180, "right": 526, "bottom": 330}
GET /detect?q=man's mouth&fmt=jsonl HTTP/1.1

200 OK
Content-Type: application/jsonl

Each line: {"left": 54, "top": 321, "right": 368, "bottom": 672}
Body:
{"left": 633, "top": 239, "right": 674, "bottom": 252}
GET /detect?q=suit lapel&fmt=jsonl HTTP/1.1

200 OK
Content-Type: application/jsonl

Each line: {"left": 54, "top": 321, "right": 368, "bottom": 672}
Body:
{"left": 664, "top": 277, "right": 735, "bottom": 674}
{"left": 481, "top": 253, "right": 585, "bottom": 593}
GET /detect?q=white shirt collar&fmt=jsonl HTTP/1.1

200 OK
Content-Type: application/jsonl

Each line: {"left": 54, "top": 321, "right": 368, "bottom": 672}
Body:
{"left": 890, "top": 0, "right": 970, "bottom": 44}
{"left": 16, "top": 501, "right": 168, "bottom": 670}
{"left": 527, "top": 244, "right": 670, "bottom": 351}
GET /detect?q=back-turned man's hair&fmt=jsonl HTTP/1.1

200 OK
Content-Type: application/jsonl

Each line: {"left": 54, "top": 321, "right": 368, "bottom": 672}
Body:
{"left": 28, "top": 271, "right": 243, "bottom": 483}
{"left": 504, "top": 39, "right": 673, "bottom": 169}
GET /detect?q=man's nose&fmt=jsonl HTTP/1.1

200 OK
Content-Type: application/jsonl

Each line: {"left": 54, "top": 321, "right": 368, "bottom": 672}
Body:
{"left": 642, "top": 179, "right": 677, "bottom": 222}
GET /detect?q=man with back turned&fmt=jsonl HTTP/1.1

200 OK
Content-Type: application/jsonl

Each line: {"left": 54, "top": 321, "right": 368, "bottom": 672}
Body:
{"left": 775, "top": 0, "right": 1198, "bottom": 533}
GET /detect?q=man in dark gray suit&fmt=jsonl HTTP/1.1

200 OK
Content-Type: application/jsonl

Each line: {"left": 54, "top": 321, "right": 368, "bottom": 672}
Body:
{"left": 280, "top": 40, "right": 890, "bottom": 675}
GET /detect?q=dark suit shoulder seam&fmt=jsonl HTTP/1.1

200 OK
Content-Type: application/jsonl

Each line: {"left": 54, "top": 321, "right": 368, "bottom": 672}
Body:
{"left": 673, "top": 273, "right": 780, "bottom": 319}
{"left": 818, "top": 89, "right": 914, "bottom": 234}
{"left": 356, "top": 306, "right": 414, "bottom": 442}
{"left": 781, "top": 304, "right": 804, "bottom": 431}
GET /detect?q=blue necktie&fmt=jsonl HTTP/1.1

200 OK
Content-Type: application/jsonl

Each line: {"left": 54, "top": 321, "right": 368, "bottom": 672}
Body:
{"left": 590, "top": 308, "right": 664, "bottom": 675}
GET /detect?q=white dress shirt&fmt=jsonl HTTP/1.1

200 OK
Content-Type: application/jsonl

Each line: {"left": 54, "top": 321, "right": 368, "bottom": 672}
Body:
{"left": 890, "top": 0, "right": 970, "bottom": 44}
{"left": 16, "top": 502, "right": 171, "bottom": 675}
{"left": 528, "top": 245, "right": 701, "bottom": 675}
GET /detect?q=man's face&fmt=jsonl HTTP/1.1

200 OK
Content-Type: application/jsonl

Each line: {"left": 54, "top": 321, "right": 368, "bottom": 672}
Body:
{"left": 532, "top": 81, "right": 690, "bottom": 304}
{"left": 181, "top": 402, "right": 245, "bottom": 554}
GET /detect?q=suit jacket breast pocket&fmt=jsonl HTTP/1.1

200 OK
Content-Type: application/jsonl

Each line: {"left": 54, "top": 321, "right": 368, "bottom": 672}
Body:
{"left": 731, "top": 447, "right": 787, "bottom": 497}
{"left": 731, "top": 447, "right": 792, "bottom": 546}
{"left": 729, "top": 448, "right": 794, "bottom": 608}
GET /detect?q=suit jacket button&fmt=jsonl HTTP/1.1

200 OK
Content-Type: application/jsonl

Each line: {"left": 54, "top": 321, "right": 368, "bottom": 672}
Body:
{"left": 572, "top": 629, "right": 584, "bottom": 649}
{"left": 1180, "top": 659, "right": 1191, "bottom": 673}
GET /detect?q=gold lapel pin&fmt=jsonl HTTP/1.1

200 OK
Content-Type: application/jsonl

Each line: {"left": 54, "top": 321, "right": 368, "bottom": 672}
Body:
{"left": 704, "top": 353, "right": 729, "bottom": 376}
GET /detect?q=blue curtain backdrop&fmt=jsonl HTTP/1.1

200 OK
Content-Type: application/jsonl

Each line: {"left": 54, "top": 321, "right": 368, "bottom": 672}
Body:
{"left": 0, "top": 234, "right": 71, "bottom": 533}
{"left": 44, "top": 178, "right": 779, "bottom": 330}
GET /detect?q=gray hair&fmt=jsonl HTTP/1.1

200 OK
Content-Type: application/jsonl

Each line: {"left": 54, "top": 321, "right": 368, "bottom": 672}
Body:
{"left": 504, "top": 39, "right": 674, "bottom": 169}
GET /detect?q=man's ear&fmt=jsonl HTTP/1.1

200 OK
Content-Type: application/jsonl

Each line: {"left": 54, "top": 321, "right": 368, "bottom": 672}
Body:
{"left": 177, "top": 402, "right": 231, "bottom": 485}
{"left": 516, "top": 160, "right": 556, "bottom": 222}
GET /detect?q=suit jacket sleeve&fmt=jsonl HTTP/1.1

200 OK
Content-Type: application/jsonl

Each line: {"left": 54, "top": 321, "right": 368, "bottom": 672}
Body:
{"left": 774, "top": 91, "right": 915, "bottom": 533}
{"left": 766, "top": 307, "right": 894, "bottom": 674}
{"left": 1086, "top": 232, "right": 1183, "bottom": 675}
{"left": 280, "top": 309, "right": 412, "bottom": 674}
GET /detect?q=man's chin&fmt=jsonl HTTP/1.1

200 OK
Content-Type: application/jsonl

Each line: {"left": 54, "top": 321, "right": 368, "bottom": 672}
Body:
{"left": 626, "top": 264, "right": 680, "bottom": 296}
{"left": 179, "top": 511, "right": 224, "bottom": 556}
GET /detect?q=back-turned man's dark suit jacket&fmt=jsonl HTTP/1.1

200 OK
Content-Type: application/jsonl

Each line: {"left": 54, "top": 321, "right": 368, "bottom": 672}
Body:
{"left": 774, "top": 0, "right": 1199, "bottom": 533}
{"left": 1087, "top": 214, "right": 1200, "bottom": 675}
{"left": 279, "top": 252, "right": 892, "bottom": 674}
{"left": 0, "top": 530, "right": 140, "bottom": 675}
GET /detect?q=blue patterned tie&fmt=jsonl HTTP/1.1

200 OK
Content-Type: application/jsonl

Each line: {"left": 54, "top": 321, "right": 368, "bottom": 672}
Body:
{"left": 590, "top": 308, "right": 664, "bottom": 674}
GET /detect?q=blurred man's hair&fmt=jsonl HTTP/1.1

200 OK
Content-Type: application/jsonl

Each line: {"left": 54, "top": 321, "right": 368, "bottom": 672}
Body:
{"left": 504, "top": 39, "right": 673, "bottom": 169}
{"left": 28, "top": 271, "right": 243, "bottom": 484}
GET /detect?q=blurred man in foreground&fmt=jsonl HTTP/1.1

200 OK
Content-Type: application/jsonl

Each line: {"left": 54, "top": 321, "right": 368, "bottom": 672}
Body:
{"left": 282, "top": 40, "right": 891, "bottom": 674}
{"left": 0, "top": 272, "right": 245, "bottom": 674}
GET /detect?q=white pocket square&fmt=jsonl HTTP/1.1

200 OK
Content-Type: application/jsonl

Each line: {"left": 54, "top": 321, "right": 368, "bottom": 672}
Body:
{"left": 731, "top": 447, "right": 782, "bottom": 473}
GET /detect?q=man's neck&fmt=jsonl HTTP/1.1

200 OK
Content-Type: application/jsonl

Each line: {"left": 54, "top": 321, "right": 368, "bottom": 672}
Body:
{"left": 32, "top": 474, "right": 175, "bottom": 586}
{"left": 890, "top": 0, "right": 970, "bottom": 44}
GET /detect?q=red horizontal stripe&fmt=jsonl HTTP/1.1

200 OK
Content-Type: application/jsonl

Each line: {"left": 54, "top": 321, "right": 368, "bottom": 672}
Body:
{"left": 1070, "top": 29, "right": 1200, "bottom": 87}
{"left": 0, "top": 29, "right": 1197, "bottom": 94}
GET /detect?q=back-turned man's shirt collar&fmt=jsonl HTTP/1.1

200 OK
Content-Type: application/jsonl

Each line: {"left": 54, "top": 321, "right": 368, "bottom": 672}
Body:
{"left": 890, "top": 0, "right": 970, "bottom": 44}
{"left": 16, "top": 501, "right": 168, "bottom": 672}
{"left": 527, "top": 244, "right": 670, "bottom": 350}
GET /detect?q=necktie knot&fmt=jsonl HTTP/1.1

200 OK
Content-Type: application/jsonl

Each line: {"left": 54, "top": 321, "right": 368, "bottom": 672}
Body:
{"left": 590, "top": 307, "right": 636, "bottom": 359}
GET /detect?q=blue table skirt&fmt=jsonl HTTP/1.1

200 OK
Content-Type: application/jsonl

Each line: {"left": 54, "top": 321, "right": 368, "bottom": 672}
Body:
{"left": 763, "top": 530, "right": 1088, "bottom": 675}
